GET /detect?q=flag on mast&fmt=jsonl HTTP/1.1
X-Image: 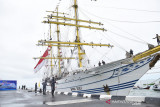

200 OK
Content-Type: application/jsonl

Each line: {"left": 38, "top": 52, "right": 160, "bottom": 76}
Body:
{"left": 34, "top": 47, "right": 50, "bottom": 73}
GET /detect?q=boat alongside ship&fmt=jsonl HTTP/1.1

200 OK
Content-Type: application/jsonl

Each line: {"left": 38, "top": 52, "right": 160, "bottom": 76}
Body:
{"left": 150, "top": 78, "right": 160, "bottom": 91}
{"left": 34, "top": 0, "right": 160, "bottom": 96}
{"left": 153, "top": 85, "right": 160, "bottom": 91}
{"left": 135, "top": 78, "right": 160, "bottom": 91}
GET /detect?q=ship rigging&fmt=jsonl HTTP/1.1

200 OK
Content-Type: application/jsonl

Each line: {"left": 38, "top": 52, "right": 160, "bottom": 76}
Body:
{"left": 33, "top": 0, "right": 160, "bottom": 96}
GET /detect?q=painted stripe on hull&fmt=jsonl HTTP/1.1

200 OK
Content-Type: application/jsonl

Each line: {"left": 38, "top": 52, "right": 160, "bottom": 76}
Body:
{"left": 74, "top": 85, "right": 134, "bottom": 94}
{"left": 72, "top": 79, "right": 138, "bottom": 94}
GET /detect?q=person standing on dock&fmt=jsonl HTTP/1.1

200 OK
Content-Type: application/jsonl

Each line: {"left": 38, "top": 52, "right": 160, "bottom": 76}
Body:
{"left": 42, "top": 80, "right": 47, "bottom": 95}
{"left": 24, "top": 85, "right": 26, "bottom": 90}
{"left": 153, "top": 34, "right": 160, "bottom": 45}
{"left": 35, "top": 83, "right": 37, "bottom": 93}
{"left": 50, "top": 77, "right": 56, "bottom": 96}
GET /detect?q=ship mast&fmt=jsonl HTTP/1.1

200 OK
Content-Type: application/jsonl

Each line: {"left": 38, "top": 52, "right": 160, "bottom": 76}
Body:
{"left": 56, "top": 7, "right": 61, "bottom": 75}
{"left": 73, "top": 0, "right": 83, "bottom": 67}
{"left": 36, "top": 0, "right": 113, "bottom": 76}
{"left": 49, "top": 23, "right": 54, "bottom": 76}
{"left": 47, "top": 7, "right": 73, "bottom": 76}
{"left": 38, "top": 0, "right": 113, "bottom": 73}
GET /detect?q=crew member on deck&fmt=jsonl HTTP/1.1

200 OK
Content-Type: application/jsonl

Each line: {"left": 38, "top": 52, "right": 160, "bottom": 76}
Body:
{"left": 130, "top": 49, "right": 133, "bottom": 56}
{"left": 98, "top": 61, "right": 101, "bottom": 66}
{"left": 126, "top": 51, "right": 130, "bottom": 58}
{"left": 102, "top": 60, "right": 105, "bottom": 65}
{"left": 153, "top": 34, "right": 160, "bottom": 45}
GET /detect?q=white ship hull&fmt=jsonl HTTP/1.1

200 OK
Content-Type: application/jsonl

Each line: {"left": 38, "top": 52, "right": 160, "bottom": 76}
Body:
{"left": 55, "top": 57, "right": 153, "bottom": 96}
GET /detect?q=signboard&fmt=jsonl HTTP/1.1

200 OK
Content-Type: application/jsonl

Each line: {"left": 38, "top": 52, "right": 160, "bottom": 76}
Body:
{"left": 0, "top": 80, "right": 17, "bottom": 91}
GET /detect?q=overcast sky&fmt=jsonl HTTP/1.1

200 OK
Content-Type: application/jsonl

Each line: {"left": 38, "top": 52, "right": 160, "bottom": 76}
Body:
{"left": 0, "top": 0, "right": 160, "bottom": 88}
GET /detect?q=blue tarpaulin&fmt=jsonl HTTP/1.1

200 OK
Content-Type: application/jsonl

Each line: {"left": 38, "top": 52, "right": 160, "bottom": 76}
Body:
{"left": 0, "top": 80, "right": 17, "bottom": 91}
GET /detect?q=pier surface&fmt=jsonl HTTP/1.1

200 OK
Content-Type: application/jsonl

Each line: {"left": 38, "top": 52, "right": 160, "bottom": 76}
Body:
{"left": 0, "top": 90, "right": 159, "bottom": 107}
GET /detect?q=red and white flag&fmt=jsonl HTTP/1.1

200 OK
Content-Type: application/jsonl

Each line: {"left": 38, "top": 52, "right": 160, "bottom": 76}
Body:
{"left": 34, "top": 48, "right": 50, "bottom": 73}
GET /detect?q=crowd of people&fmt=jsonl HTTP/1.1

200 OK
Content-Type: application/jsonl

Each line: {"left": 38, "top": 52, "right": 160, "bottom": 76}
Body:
{"left": 35, "top": 76, "right": 56, "bottom": 97}
{"left": 19, "top": 85, "right": 26, "bottom": 90}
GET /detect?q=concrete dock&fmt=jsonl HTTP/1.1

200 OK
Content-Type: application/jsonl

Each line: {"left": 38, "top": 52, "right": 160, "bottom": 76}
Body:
{"left": 0, "top": 90, "right": 159, "bottom": 107}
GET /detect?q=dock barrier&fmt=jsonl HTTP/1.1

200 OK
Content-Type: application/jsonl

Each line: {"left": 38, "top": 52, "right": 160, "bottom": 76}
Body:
{"left": 55, "top": 91, "right": 160, "bottom": 106}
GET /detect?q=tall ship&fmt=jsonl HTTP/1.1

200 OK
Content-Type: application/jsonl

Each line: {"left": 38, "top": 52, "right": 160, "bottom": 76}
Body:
{"left": 34, "top": 0, "right": 160, "bottom": 96}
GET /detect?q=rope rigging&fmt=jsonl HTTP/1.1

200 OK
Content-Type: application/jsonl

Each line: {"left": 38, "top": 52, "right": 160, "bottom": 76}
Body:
{"left": 98, "top": 31, "right": 127, "bottom": 52}
{"left": 79, "top": 2, "right": 160, "bottom": 13}
{"left": 79, "top": 6, "right": 160, "bottom": 23}
{"left": 102, "top": 20, "right": 149, "bottom": 44}
{"left": 80, "top": 5, "right": 147, "bottom": 51}
{"left": 93, "top": 48, "right": 113, "bottom": 66}
{"left": 108, "top": 30, "right": 147, "bottom": 44}
{"left": 79, "top": 6, "right": 150, "bottom": 45}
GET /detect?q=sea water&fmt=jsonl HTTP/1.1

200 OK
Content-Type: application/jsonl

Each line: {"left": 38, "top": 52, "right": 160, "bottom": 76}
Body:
{"left": 129, "top": 89, "right": 160, "bottom": 97}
